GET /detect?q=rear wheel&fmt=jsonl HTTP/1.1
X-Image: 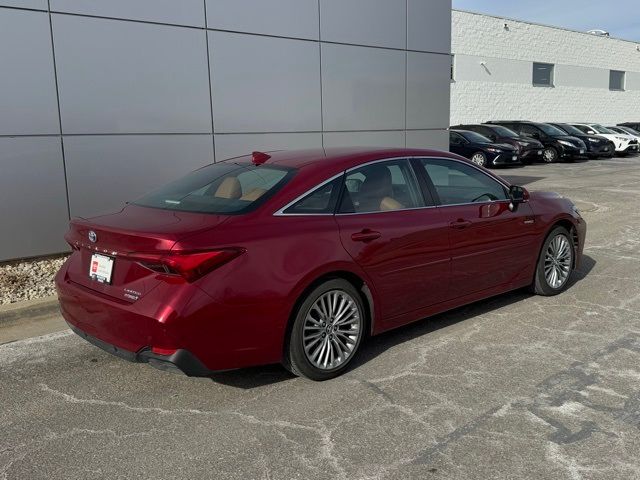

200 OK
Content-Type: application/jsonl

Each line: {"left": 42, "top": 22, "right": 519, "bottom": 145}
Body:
{"left": 470, "top": 152, "right": 488, "bottom": 167}
{"left": 542, "top": 147, "right": 558, "bottom": 163}
{"left": 532, "top": 227, "right": 574, "bottom": 296}
{"left": 285, "top": 279, "right": 365, "bottom": 381}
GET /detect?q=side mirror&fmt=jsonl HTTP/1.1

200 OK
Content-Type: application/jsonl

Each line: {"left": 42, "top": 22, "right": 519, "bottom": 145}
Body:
{"left": 508, "top": 185, "right": 529, "bottom": 211}
{"left": 587, "top": 130, "right": 596, "bottom": 135}
{"left": 531, "top": 132, "right": 541, "bottom": 139}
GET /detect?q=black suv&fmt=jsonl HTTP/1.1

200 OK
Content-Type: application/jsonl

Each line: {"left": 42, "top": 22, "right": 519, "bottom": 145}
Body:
{"left": 488, "top": 121, "right": 587, "bottom": 163}
{"left": 449, "top": 130, "right": 519, "bottom": 168}
{"left": 451, "top": 123, "right": 544, "bottom": 164}
{"left": 618, "top": 122, "right": 640, "bottom": 132}
{"left": 549, "top": 123, "right": 614, "bottom": 159}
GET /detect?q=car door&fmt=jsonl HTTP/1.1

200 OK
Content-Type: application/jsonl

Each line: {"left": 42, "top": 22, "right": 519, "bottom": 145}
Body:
{"left": 449, "top": 131, "right": 471, "bottom": 157}
{"left": 334, "top": 158, "right": 450, "bottom": 324}
{"left": 414, "top": 157, "right": 538, "bottom": 299}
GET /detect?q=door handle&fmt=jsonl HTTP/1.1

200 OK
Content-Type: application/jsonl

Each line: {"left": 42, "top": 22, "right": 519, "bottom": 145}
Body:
{"left": 351, "top": 229, "right": 381, "bottom": 242}
{"left": 449, "top": 219, "right": 472, "bottom": 229}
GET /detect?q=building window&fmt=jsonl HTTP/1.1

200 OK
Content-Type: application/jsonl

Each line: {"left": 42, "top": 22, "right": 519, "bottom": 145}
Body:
{"left": 532, "top": 62, "right": 554, "bottom": 87}
{"left": 610, "top": 70, "right": 625, "bottom": 91}
{"left": 450, "top": 55, "right": 455, "bottom": 81}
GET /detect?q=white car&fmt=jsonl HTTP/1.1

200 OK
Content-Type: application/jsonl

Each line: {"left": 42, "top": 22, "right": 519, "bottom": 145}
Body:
{"left": 607, "top": 125, "right": 640, "bottom": 142}
{"left": 571, "top": 123, "right": 639, "bottom": 156}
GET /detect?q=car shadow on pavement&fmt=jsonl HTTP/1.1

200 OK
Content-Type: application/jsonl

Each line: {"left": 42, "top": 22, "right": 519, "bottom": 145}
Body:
{"left": 209, "top": 255, "right": 596, "bottom": 388}
{"left": 500, "top": 175, "right": 546, "bottom": 186}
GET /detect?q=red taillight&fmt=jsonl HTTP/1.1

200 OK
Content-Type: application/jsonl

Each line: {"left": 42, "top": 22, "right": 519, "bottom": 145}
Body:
{"left": 129, "top": 248, "right": 244, "bottom": 282}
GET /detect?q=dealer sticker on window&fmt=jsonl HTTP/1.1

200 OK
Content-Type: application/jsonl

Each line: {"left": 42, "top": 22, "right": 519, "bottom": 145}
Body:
{"left": 89, "top": 253, "right": 114, "bottom": 284}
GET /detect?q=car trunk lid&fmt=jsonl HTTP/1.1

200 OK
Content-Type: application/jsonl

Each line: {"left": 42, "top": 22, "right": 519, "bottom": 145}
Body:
{"left": 64, "top": 204, "right": 229, "bottom": 302}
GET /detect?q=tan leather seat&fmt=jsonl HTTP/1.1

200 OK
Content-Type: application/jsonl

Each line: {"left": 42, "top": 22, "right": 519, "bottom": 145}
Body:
{"left": 214, "top": 177, "right": 242, "bottom": 199}
{"left": 240, "top": 188, "right": 267, "bottom": 201}
{"left": 380, "top": 196, "right": 404, "bottom": 211}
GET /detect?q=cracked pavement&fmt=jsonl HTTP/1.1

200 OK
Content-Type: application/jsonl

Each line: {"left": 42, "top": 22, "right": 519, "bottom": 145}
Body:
{"left": 2, "top": 157, "right": 640, "bottom": 479}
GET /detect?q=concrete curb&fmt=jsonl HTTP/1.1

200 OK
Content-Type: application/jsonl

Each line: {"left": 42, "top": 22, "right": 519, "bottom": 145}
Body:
{"left": 0, "top": 295, "right": 59, "bottom": 325}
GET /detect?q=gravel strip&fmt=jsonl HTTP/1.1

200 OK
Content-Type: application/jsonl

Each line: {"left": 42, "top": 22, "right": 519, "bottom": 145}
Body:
{"left": 0, "top": 255, "right": 69, "bottom": 305}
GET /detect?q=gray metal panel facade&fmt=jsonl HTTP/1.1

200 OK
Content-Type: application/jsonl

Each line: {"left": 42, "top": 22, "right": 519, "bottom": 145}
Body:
{"left": 0, "top": 1, "right": 451, "bottom": 261}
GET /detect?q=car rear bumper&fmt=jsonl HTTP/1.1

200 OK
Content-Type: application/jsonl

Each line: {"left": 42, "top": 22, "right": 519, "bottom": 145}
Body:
{"left": 55, "top": 261, "right": 284, "bottom": 373}
{"left": 66, "top": 320, "right": 212, "bottom": 376}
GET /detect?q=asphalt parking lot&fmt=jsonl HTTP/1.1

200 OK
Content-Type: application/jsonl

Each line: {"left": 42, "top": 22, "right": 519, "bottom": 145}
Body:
{"left": 2, "top": 156, "right": 640, "bottom": 480}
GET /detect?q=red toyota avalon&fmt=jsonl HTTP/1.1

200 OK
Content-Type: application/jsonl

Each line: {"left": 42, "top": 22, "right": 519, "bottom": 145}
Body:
{"left": 55, "top": 148, "right": 586, "bottom": 380}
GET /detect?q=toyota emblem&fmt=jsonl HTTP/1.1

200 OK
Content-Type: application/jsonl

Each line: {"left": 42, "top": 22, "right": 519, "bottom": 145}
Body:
{"left": 88, "top": 231, "right": 97, "bottom": 243}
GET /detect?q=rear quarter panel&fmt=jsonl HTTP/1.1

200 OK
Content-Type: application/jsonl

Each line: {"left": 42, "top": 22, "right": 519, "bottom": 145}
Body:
{"left": 171, "top": 214, "right": 375, "bottom": 368}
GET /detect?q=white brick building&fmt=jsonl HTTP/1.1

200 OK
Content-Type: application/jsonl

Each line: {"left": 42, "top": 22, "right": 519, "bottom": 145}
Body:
{"left": 450, "top": 10, "right": 640, "bottom": 126}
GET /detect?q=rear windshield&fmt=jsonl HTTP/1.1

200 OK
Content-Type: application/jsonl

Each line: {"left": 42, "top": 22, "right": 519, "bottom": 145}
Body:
{"left": 134, "top": 163, "right": 293, "bottom": 214}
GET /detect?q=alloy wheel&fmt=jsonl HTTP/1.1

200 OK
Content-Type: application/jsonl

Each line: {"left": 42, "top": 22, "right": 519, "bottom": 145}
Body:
{"left": 471, "top": 153, "right": 487, "bottom": 167}
{"left": 544, "top": 234, "right": 572, "bottom": 289}
{"left": 543, "top": 148, "right": 557, "bottom": 163}
{"left": 302, "top": 290, "right": 362, "bottom": 370}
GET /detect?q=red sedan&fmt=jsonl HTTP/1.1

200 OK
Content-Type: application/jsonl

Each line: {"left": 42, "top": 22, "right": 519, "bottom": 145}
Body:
{"left": 55, "top": 148, "right": 586, "bottom": 380}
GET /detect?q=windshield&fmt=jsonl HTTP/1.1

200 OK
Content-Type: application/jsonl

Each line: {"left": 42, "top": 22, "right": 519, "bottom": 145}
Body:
{"left": 591, "top": 124, "right": 615, "bottom": 134}
{"left": 538, "top": 123, "right": 567, "bottom": 136}
{"left": 619, "top": 126, "right": 640, "bottom": 135}
{"left": 134, "top": 163, "right": 293, "bottom": 214}
{"left": 489, "top": 125, "right": 519, "bottom": 138}
{"left": 555, "top": 124, "right": 584, "bottom": 136}
{"left": 460, "top": 131, "right": 492, "bottom": 144}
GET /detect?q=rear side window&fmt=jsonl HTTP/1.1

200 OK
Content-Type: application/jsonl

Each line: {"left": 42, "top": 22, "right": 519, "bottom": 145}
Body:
{"left": 134, "top": 163, "right": 293, "bottom": 214}
{"left": 282, "top": 177, "right": 342, "bottom": 214}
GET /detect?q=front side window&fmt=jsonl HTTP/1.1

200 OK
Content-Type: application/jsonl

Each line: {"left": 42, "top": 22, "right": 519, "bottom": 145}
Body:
{"left": 134, "top": 163, "right": 292, "bottom": 214}
{"left": 610, "top": 70, "right": 625, "bottom": 91}
{"left": 339, "top": 160, "right": 425, "bottom": 214}
{"left": 532, "top": 62, "right": 554, "bottom": 87}
{"left": 418, "top": 158, "right": 508, "bottom": 205}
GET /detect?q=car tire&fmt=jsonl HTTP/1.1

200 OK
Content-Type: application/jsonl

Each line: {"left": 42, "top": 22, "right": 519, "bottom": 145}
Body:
{"left": 532, "top": 226, "right": 575, "bottom": 296}
{"left": 542, "top": 147, "right": 559, "bottom": 163}
{"left": 285, "top": 279, "right": 366, "bottom": 381}
{"left": 470, "top": 152, "right": 488, "bottom": 167}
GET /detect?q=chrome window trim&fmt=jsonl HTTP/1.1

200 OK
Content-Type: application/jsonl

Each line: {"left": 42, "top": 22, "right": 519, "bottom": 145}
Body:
{"left": 273, "top": 156, "right": 511, "bottom": 217}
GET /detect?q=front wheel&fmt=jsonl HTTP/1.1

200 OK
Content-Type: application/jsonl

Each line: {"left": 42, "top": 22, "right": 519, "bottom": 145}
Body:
{"left": 542, "top": 147, "right": 558, "bottom": 163}
{"left": 285, "top": 279, "right": 365, "bottom": 380}
{"left": 532, "top": 227, "right": 575, "bottom": 296}
{"left": 470, "top": 152, "right": 488, "bottom": 167}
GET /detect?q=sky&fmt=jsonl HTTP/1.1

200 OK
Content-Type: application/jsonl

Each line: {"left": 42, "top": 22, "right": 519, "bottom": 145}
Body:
{"left": 452, "top": 0, "right": 640, "bottom": 42}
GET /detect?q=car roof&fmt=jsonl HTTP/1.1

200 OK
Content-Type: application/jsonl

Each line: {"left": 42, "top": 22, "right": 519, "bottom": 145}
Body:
{"left": 223, "top": 147, "right": 458, "bottom": 171}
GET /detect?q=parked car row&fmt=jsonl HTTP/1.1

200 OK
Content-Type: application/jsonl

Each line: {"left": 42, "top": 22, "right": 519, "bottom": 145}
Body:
{"left": 449, "top": 121, "right": 640, "bottom": 167}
